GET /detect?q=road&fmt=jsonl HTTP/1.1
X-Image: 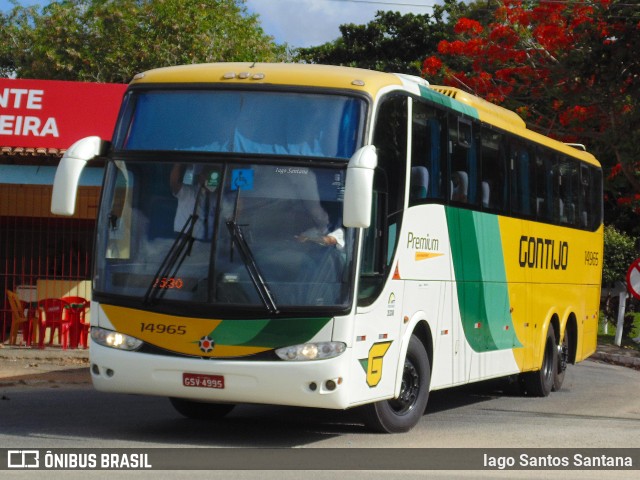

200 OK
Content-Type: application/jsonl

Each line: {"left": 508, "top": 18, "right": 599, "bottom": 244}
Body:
{"left": 0, "top": 359, "right": 638, "bottom": 479}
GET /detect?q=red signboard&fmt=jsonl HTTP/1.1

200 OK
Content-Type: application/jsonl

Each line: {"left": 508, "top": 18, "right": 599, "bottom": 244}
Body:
{"left": 0, "top": 78, "right": 127, "bottom": 149}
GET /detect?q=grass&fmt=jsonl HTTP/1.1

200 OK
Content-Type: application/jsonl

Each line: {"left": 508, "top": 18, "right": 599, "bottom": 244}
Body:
{"left": 598, "top": 311, "right": 640, "bottom": 353}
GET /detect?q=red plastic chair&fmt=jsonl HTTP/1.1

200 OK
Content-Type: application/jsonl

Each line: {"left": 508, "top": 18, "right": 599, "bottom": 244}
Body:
{"left": 6, "top": 290, "right": 34, "bottom": 346}
{"left": 37, "top": 298, "right": 72, "bottom": 349}
{"left": 61, "top": 296, "right": 90, "bottom": 349}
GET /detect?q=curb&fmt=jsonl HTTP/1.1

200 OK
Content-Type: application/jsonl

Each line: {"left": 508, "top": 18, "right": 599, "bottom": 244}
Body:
{"left": 591, "top": 351, "right": 640, "bottom": 369}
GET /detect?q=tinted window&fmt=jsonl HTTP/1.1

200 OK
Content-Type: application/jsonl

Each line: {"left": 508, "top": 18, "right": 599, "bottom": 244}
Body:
{"left": 409, "top": 100, "right": 445, "bottom": 205}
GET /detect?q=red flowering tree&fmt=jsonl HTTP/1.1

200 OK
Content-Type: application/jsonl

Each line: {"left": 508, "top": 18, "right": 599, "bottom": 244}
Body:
{"left": 423, "top": 0, "right": 640, "bottom": 221}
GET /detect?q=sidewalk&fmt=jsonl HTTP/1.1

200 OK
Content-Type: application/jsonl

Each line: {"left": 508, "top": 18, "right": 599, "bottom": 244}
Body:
{"left": 1, "top": 339, "right": 639, "bottom": 371}
{"left": 0, "top": 343, "right": 89, "bottom": 380}
{"left": 0, "top": 342, "right": 89, "bottom": 362}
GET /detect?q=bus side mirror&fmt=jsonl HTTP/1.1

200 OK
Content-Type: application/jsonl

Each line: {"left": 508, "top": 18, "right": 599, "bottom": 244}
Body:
{"left": 343, "top": 145, "right": 377, "bottom": 228}
{"left": 51, "top": 136, "right": 105, "bottom": 216}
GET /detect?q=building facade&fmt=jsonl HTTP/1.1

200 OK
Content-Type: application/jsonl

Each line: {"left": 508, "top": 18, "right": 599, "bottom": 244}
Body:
{"left": 1, "top": 78, "right": 126, "bottom": 342}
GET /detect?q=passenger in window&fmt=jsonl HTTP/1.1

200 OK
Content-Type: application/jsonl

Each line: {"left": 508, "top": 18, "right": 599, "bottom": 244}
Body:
{"left": 451, "top": 171, "right": 468, "bottom": 203}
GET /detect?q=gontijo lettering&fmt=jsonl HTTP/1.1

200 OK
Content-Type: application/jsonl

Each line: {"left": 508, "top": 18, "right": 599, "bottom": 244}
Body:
{"left": 518, "top": 235, "right": 569, "bottom": 270}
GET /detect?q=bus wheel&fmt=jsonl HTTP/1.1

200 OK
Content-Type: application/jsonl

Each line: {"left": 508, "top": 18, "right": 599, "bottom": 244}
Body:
{"left": 524, "top": 324, "right": 557, "bottom": 397}
{"left": 553, "top": 328, "right": 570, "bottom": 392}
{"left": 362, "top": 335, "right": 430, "bottom": 433}
{"left": 169, "top": 397, "right": 235, "bottom": 420}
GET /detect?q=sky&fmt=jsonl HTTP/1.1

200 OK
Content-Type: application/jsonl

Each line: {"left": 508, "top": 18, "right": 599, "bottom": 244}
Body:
{"left": 244, "top": 0, "right": 439, "bottom": 48}
{"left": 0, "top": 0, "right": 441, "bottom": 49}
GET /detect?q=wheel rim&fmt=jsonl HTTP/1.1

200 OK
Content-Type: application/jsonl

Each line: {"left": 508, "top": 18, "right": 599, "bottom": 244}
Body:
{"left": 389, "top": 359, "right": 420, "bottom": 415}
{"left": 558, "top": 335, "right": 568, "bottom": 373}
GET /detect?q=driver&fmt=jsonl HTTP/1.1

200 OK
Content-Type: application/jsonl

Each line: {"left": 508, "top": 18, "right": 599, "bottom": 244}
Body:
{"left": 170, "top": 163, "right": 219, "bottom": 241}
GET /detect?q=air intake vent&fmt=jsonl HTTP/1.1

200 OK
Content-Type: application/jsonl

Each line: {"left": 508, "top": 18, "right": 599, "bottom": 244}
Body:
{"left": 431, "top": 86, "right": 458, "bottom": 98}
{"left": 429, "top": 85, "right": 526, "bottom": 129}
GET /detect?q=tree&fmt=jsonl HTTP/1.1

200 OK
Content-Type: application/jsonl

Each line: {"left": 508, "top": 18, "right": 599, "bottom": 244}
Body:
{"left": 422, "top": 0, "right": 640, "bottom": 223}
{"left": 0, "top": 0, "right": 287, "bottom": 83}
{"left": 297, "top": 1, "right": 469, "bottom": 76}
{"left": 603, "top": 225, "right": 637, "bottom": 288}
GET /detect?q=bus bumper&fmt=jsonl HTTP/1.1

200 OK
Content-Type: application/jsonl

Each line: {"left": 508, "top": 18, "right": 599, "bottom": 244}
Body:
{"left": 89, "top": 341, "right": 353, "bottom": 410}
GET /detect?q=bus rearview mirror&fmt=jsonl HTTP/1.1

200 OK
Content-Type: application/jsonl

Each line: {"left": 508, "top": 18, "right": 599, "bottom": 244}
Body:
{"left": 343, "top": 145, "right": 377, "bottom": 228}
{"left": 51, "top": 136, "right": 105, "bottom": 216}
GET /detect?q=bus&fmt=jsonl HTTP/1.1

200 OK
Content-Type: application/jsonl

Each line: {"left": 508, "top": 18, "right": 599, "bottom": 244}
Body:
{"left": 51, "top": 63, "right": 603, "bottom": 433}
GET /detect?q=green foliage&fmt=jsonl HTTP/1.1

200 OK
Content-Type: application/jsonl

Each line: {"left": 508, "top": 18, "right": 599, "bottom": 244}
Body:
{"left": 0, "top": 0, "right": 287, "bottom": 83}
{"left": 296, "top": 1, "right": 469, "bottom": 75}
{"left": 422, "top": 0, "right": 640, "bottom": 228}
{"left": 603, "top": 225, "right": 638, "bottom": 287}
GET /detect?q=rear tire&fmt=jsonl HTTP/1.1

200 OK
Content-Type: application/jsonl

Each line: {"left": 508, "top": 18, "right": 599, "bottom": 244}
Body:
{"left": 362, "top": 335, "right": 430, "bottom": 433}
{"left": 524, "top": 324, "right": 557, "bottom": 397}
{"left": 169, "top": 397, "right": 235, "bottom": 420}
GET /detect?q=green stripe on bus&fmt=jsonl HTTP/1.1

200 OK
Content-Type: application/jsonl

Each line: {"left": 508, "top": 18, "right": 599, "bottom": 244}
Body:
{"left": 446, "top": 208, "right": 521, "bottom": 352}
{"left": 418, "top": 85, "right": 479, "bottom": 119}
{"left": 209, "top": 317, "right": 332, "bottom": 349}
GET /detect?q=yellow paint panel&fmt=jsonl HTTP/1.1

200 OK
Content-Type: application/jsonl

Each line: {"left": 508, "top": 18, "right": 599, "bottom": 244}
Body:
{"left": 101, "top": 305, "right": 274, "bottom": 358}
{"left": 102, "top": 304, "right": 219, "bottom": 354}
{"left": 132, "top": 62, "right": 402, "bottom": 98}
{"left": 498, "top": 217, "right": 602, "bottom": 371}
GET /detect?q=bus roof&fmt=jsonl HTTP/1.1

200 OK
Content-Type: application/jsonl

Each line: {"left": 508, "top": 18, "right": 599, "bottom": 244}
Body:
{"left": 427, "top": 85, "right": 600, "bottom": 167}
{"left": 130, "top": 62, "right": 599, "bottom": 168}
{"left": 130, "top": 62, "right": 403, "bottom": 95}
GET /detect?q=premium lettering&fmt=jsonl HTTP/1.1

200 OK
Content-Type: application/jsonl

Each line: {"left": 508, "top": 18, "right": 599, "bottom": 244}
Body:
{"left": 407, "top": 232, "right": 439, "bottom": 251}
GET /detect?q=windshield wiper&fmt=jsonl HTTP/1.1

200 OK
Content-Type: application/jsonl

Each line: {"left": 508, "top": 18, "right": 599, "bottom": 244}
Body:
{"left": 226, "top": 219, "right": 279, "bottom": 314}
{"left": 226, "top": 187, "right": 279, "bottom": 314}
{"left": 143, "top": 201, "right": 200, "bottom": 306}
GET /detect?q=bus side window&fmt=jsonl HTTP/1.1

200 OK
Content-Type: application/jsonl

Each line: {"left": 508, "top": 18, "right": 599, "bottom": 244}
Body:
{"left": 448, "top": 116, "right": 478, "bottom": 206}
{"left": 480, "top": 128, "right": 507, "bottom": 212}
{"left": 409, "top": 100, "right": 444, "bottom": 205}
{"left": 359, "top": 95, "right": 408, "bottom": 306}
{"left": 587, "top": 166, "right": 603, "bottom": 230}
{"left": 558, "top": 156, "right": 580, "bottom": 227}
{"left": 509, "top": 140, "right": 535, "bottom": 217}
{"left": 580, "top": 164, "right": 591, "bottom": 229}
{"left": 534, "top": 150, "right": 556, "bottom": 223}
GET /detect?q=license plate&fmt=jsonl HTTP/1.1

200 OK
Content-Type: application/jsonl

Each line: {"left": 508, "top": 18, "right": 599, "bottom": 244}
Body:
{"left": 182, "top": 373, "right": 225, "bottom": 389}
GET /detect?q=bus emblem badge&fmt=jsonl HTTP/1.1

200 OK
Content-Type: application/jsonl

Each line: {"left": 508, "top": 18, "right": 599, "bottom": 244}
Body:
{"left": 199, "top": 336, "right": 215, "bottom": 353}
{"left": 359, "top": 341, "right": 393, "bottom": 387}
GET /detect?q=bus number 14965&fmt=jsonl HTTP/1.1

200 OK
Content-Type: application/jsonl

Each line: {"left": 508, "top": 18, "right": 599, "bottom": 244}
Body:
{"left": 140, "top": 323, "right": 187, "bottom": 335}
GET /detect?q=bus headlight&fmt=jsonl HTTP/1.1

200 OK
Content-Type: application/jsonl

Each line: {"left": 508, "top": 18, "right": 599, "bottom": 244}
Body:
{"left": 91, "top": 327, "right": 143, "bottom": 351}
{"left": 275, "top": 342, "right": 346, "bottom": 361}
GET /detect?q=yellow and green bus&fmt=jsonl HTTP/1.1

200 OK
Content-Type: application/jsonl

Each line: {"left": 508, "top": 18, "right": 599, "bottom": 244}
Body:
{"left": 51, "top": 63, "right": 603, "bottom": 432}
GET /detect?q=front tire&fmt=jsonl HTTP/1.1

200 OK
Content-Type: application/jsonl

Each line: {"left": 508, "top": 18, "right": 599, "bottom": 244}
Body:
{"left": 524, "top": 324, "right": 557, "bottom": 397}
{"left": 362, "top": 335, "right": 430, "bottom": 433}
{"left": 169, "top": 397, "right": 235, "bottom": 420}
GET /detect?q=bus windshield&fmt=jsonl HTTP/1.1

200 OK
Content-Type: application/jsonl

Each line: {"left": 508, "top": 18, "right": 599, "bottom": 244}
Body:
{"left": 113, "top": 90, "right": 364, "bottom": 159}
{"left": 94, "top": 159, "right": 354, "bottom": 313}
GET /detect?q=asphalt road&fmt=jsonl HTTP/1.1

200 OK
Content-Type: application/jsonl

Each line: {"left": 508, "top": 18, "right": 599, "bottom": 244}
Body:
{"left": 0, "top": 359, "right": 638, "bottom": 479}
